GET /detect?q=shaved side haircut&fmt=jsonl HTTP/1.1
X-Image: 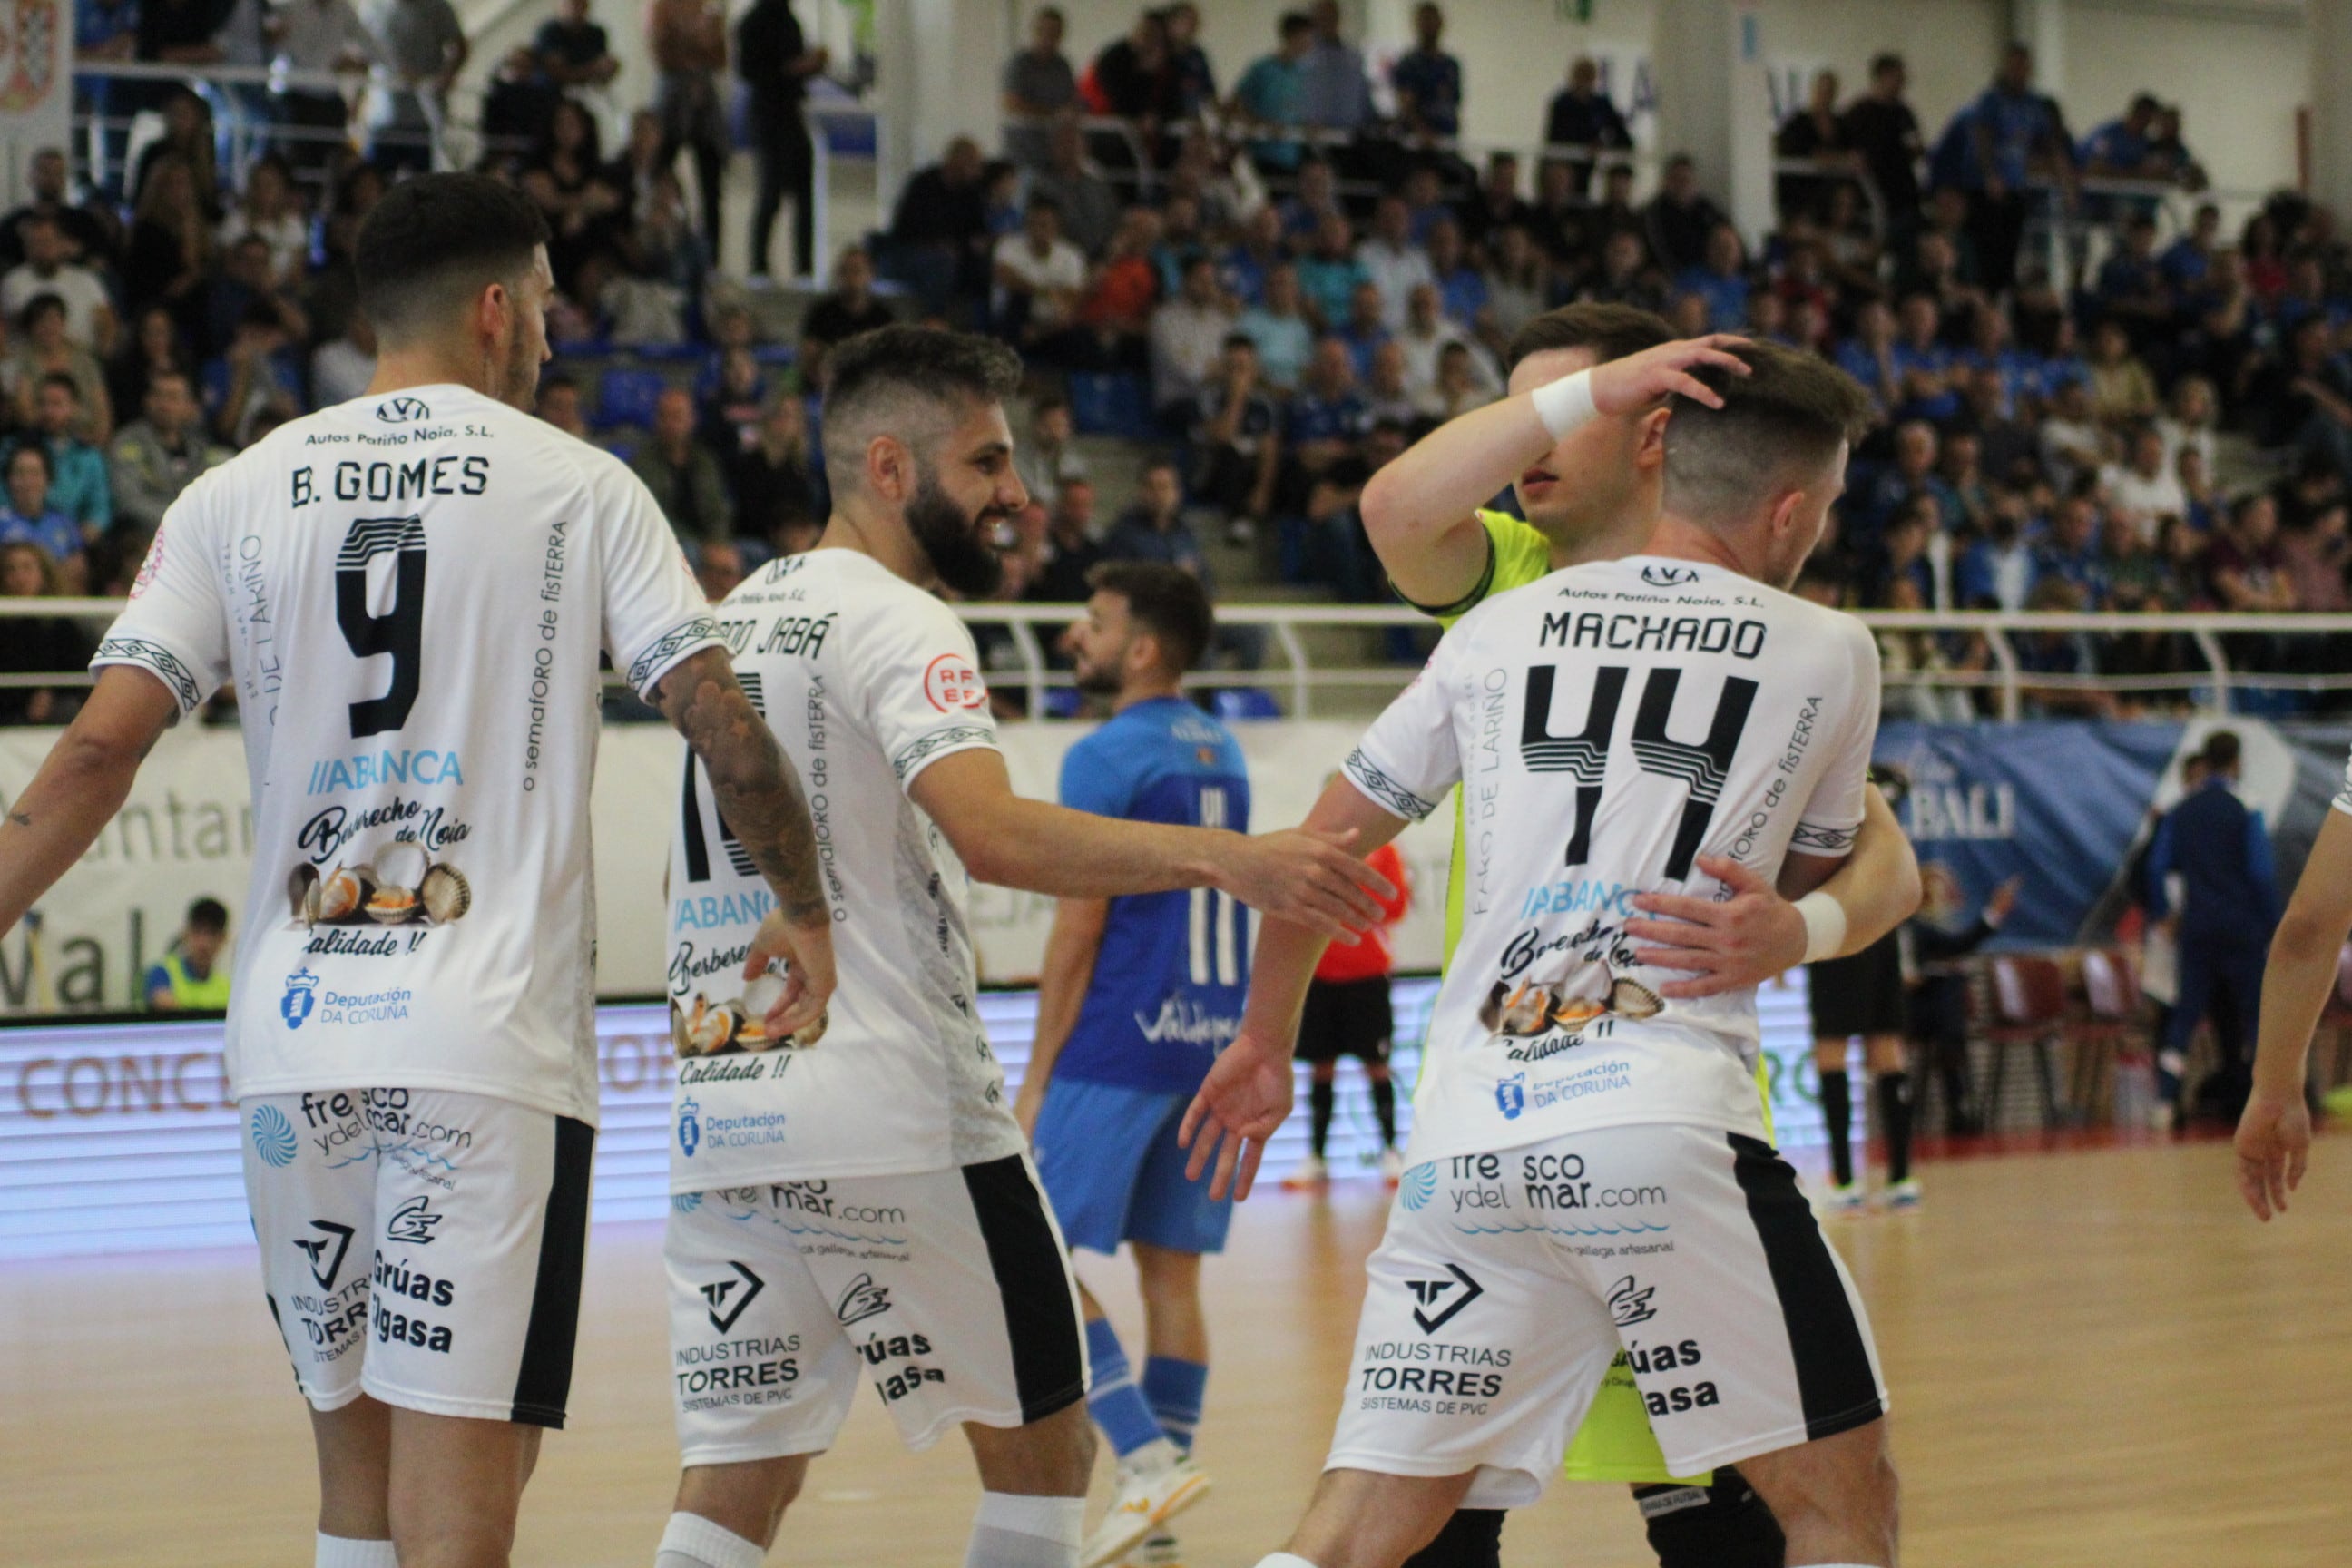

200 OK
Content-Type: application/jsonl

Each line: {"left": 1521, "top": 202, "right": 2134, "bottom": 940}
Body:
{"left": 821, "top": 324, "right": 1024, "bottom": 494}
{"left": 355, "top": 174, "right": 552, "bottom": 342}
{"left": 1661, "top": 341, "right": 1873, "bottom": 524}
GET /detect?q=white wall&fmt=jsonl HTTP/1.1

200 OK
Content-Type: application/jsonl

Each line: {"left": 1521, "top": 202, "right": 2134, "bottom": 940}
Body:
{"left": 2063, "top": 1, "right": 2307, "bottom": 198}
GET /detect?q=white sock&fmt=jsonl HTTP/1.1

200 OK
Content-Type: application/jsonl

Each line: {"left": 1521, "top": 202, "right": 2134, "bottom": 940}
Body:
{"left": 1122, "top": 1436, "right": 1184, "bottom": 1478}
{"left": 965, "top": 1492, "right": 1086, "bottom": 1568}
{"left": 654, "top": 1510, "right": 766, "bottom": 1568}
{"left": 315, "top": 1535, "right": 397, "bottom": 1568}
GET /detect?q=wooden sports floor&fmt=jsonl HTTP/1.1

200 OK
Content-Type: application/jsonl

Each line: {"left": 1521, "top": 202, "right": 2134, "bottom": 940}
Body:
{"left": 6, "top": 1134, "right": 2348, "bottom": 1566}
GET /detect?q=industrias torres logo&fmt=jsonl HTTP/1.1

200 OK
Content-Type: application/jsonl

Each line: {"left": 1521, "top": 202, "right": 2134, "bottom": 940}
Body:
{"left": 281, "top": 966, "right": 321, "bottom": 1029}
{"left": 677, "top": 1096, "right": 702, "bottom": 1157}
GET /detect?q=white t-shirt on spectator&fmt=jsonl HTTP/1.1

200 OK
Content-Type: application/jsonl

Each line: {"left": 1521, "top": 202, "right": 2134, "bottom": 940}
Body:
{"left": 2101, "top": 461, "right": 2189, "bottom": 544}
{"left": 1149, "top": 297, "right": 1236, "bottom": 412}
{"left": 1, "top": 263, "right": 111, "bottom": 349}
{"left": 990, "top": 232, "right": 1086, "bottom": 328}
{"left": 92, "top": 381, "right": 721, "bottom": 1122}
{"left": 219, "top": 211, "right": 312, "bottom": 287}
{"left": 2155, "top": 416, "right": 2215, "bottom": 482}
{"left": 1355, "top": 238, "right": 1436, "bottom": 330}
{"left": 1396, "top": 317, "right": 1499, "bottom": 399}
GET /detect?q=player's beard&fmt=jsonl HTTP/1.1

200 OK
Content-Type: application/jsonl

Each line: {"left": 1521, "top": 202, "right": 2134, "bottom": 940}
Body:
{"left": 906, "top": 471, "right": 1008, "bottom": 597}
{"left": 1073, "top": 639, "right": 1127, "bottom": 696}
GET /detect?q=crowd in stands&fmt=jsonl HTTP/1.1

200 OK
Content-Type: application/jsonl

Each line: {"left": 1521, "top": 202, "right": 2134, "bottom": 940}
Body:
{"left": 11, "top": 1, "right": 2352, "bottom": 725}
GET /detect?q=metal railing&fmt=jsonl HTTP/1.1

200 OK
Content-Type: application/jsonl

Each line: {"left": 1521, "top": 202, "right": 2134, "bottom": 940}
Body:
{"left": 10, "top": 599, "right": 2352, "bottom": 724}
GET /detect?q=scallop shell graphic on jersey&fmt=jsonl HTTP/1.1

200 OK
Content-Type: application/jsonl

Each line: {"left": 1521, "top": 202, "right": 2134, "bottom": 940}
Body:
{"left": 1609, "top": 976, "right": 1664, "bottom": 1020}
{"left": 676, "top": 980, "right": 829, "bottom": 1057}
{"left": 292, "top": 843, "right": 472, "bottom": 928}
{"left": 288, "top": 863, "right": 319, "bottom": 923}
{"left": 315, "top": 864, "right": 377, "bottom": 923}
{"left": 1480, "top": 967, "right": 1667, "bottom": 1040}
{"left": 419, "top": 865, "right": 472, "bottom": 923}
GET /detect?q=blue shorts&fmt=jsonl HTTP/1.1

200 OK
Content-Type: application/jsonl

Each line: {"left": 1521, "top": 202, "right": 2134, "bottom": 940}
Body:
{"left": 1033, "top": 1078, "right": 1234, "bottom": 1258}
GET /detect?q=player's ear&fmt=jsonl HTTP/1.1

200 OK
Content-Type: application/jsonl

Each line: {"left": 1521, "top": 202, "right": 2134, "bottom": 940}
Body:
{"left": 865, "top": 434, "right": 911, "bottom": 504}
{"left": 1632, "top": 406, "right": 1671, "bottom": 468}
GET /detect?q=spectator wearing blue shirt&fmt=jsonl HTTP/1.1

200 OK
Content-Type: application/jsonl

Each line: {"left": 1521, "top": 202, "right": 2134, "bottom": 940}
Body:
{"left": 201, "top": 303, "right": 303, "bottom": 447}
{"left": 1337, "top": 279, "right": 1392, "bottom": 381}
{"left": 1230, "top": 13, "right": 1316, "bottom": 173}
{"left": 2030, "top": 490, "right": 2109, "bottom": 607}
{"left": 1389, "top": 3, "right": 1461, "bottom": 140}
{"left": 1293, "top": 210, "right": 1367, "bottom": 332}
{"left": 1861, "top": 419, "right": 1963, "bottom": 536}
{"left": 1275, "top": 157, "right": 1343, "bottom": 243}
{"left": 1673, "top": 222, "right": 1751, "bottom": 334}
{"left": 1105, "top": 455, "right": 1213, "bottom": 591}
{"left": 2094, "top": 214, "right": 2172, "bottom": 337}
{"left": 1955, "top": 492, "right": 2039, "bottom": 610}
{"left": 1936, "top": 42, "right": 2076, "bottom": 294}
{"left": 1959, "top": 301, "right": 2042, "bottom": 417}
{"left": 2077, "top": 94, "right": 2170, "bottom": 223}
{"left": 1425, "top": 218, "right": 1485, "bottom": 328}
{"left": 1298, "top": 0, "right": 1370, "bottom": 133}
{"left": 1219, "top": 206, "right": 1288, "bottom": 310}
{"left": 2145, "top": 730, "right": 2281, "bottom": 1124}
{"left": 2161, "top": 202, "right": 2223, "bottom": 294}
{"left": 1890, "top": 292, "right": 1962, "bottom": 423}
{"left": 13, "top": 373, "right": 109, "bottom": 541}
{"left": 1238, "top": 261, "right": 1314, "bottom": 393}
{"left": 0, "top": 443, "right": 84, "bottom": 591}
{"left": 1835, "top": 298, "right": 1901, "bottom": 418}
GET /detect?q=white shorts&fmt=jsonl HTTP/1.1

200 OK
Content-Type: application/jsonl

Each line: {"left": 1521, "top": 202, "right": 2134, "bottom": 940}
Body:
{"left": 666, "top": 1152, "right": 1088, "bottom": 1465}
{"left": 240, "top": 1088, "right": 594, "bottom": 1427}
{"left": 1328, "top": 1123, "right": 1886, "bottom": 1508}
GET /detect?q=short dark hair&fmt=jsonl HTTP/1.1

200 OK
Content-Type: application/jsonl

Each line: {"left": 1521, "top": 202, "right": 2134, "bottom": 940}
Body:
{"left": 354, "top": 173, "right": 551, "bottom": 339}
{"left": 8, "top": 442, "right": 50, "bottom": 482}
{"left": 1661, "top": 341, "right": 1874, "bottom": 522}
{"left": 1870, "top": 52, "right": 1903, "bottom": 77}
{"left": 187, "top": 897, "right": 230, "bottom": 934}
{"left": 1279, "top": 11, "right": 1314, "bottom": 38}
{"left": 2201, "top": 730, "right": 2241, "bottom": 772}
{"left": 821, "top": 325, "right": 1023, "bottom": 490}
{"left": 1503, "top": 301, "right": 1672, "bottom": 377}
{"left": 1088, "top": 560, "right": 1214, "bottom": 673}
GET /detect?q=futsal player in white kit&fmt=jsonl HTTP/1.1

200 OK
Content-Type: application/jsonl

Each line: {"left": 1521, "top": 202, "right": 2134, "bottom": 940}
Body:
{"left": 1186, "top": 341, "right": 1905, "bottom": 1568}
{"left": 650, "top": 325, "right": 1395, "bottom": 1568}
{"left": 0, "top": 176, "right": 838, "bottom": 1568}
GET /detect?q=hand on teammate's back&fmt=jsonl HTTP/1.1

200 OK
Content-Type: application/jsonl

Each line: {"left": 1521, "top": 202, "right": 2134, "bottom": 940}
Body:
{"left": 1587, "top": 333, "right": 1753, "bottom": 416}
{"left": 1180, "top": 1030, "right": 1296, "bottom": 1201}
{"left": 1218, "top": 827, "right": 1398, "bottom": 940}
{"left": 1622, "top": 855, "right": 1808, "bottom": 999}
{"left": 742, "top": 906, "right": 836, "bottom": 1041}
{"left": 2234, "top": 1091, "right": 2311, "bottom": 1221}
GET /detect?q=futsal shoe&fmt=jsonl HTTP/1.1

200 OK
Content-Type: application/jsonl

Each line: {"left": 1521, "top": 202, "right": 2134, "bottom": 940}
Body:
{"left": 1082, "top": 1455, "right": 1212, "bottom": 1568}
{"left": 1821, "top": 1181, "right": 1867, "bottom": 1216}
{"left": 1378, "top": 1147, "right": 1406, "bottom": 1186}
{"left": 1280, "top": 1154, "right": 1329, "bottom": 1190}
{"left": 1883, "top": 1178, "right": 1922, "bottom": 1210}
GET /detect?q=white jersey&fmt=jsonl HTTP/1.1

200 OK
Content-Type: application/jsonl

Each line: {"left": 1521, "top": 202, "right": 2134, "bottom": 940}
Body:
{"left": 663, "top": 549, "right": 1025, "bottom": 1191}
{"left": 94, "top": 383, "right": 721, "bottom": 1123}
{"left": 2336, "top": 744, "right": 2352, "bottom": 817}
{"left": 1343, "top": 554, "right": 1878, "bottom": 1163}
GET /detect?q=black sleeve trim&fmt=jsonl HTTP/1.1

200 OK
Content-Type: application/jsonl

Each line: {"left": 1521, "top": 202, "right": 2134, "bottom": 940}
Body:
{"left": 1390, "top": 521, "right": 1497, "bottom": 621}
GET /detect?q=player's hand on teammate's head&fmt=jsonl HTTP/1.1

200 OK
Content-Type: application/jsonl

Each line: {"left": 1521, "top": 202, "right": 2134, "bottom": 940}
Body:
{"left": 1588, "top": 334, "right": 1753, "bottom": 416}
{"left": 743, "top": 906, "right": 836, "bottom": 1041}
{"left": 1180, "top": 1031, "right": 1295, "bottom": 1201}
{"left": 1222, "top": 828, "right": 1398, "bottom": 940}
{"left": 2234, "top": 1091, "right": 2311, "bottom": 1222}
{"left": 1624, "top": 855, "right": 1808, "bottom": 999}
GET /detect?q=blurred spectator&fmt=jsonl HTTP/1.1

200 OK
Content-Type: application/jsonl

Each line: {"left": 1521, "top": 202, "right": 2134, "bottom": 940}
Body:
{"left": 311, "top": 314, "right": 377, "bottom": 407}
{"left": 1543, "top": 56, "right": 1632, "bottom": 197}
{"left": 1643, "top": 155, "right": 1727, "bottom": 275}
{"left": 1028, "top": 477, "right": 1103, "bottom": 603}
{"left": 0, "top": 150, "right": 113, "bottom": 271}
{"left": 1415, "top": 340, "right": 1498, "bottom": 424}
{"left": 1336, "top": 279, "right": 1391, "bottom": 378}
{"left": 534, "top": 0, "right": 618, "bottom": 88}
{"left": 1001, "top": 6, "right": 1075, "bottom": 172}
{"left": 13, "top": 374, "right": 112, "bottom": 539}
{"left": 1220, "top": 205, "right": 1288, "bottom": 310}
{"left": 481, "top": 45, "right": 563, "bottom": 152}
{"left": 1935, "top": 42, "right": 2074, "bottom": 295}
{"left": 1239, "top": 260, "right": 1314, "bottom": 393}
{"left": 2, "top": 217, "right": 116, "bottom": 357}
{"left": 109, "top": 371, "right": 230, "bottom": 537}
{"left": 1676, "top": 222, "right": 1750, "bottom": 333}
{"left": 1936, "top": 427, "right": 1994, "bottom": 534}
{"left": 1459, "top": 152, "right": 1533, "bottom": 255}
{"left": 203, "top": 302, "right": 303, "bottom": 447}
{"left": 648, "top": 0, "right": 729, "bottom": 245}
{"left": 1362, "top": 339, "right": 1416, "bottom": 427}
{"left": 272, "top": 0, "right": 377, "bottom": 173}
{"left": 1295, "top": 418, "right": 1405, "bottom": 601}
{"left": 1149, "top": 252, "right": 1235, "bottom": 421}
{"left": 697, "top": 346, "right": 767, "bottom": 466}
{"left": 1955, "top": 490, "right": 2038, "bottom": 610}
{"left": 2084, "top": 318, "right": 2159, "bottom": 427}
{"left": 735, "top": 0, "right": 826, "bottom": 283}
{"left": 1394, "top": 281, "right": 1491, "bottom": 399}
{"left": 2278, "top": 501, "right": 2350, "bottom": 612}
{"left": 732, "top": 396, "right": 822, "bottom": 552}
{"left": 2092, "top": 215, "right": 2171, "bottom": 337}
{"left": 521, "top": 100, "right": 623, "bottom": 299}
{"left": 1425, "top": 220, "right": 1484, "bottom": 328}
{"left": 1295, "top": 210, "right": 1367, "bottom": 331}
{"left": 203, "top": 233, "right": 309, "bottom": 362}
{"left": 881, "top": 136, "right": 992, "bottom": 318}
{"left": 2102, "top": 426, "right": 2187, "bottom": 544}
{"left": 1864, "top": 419, "right": 1960, "bottom": 534}
{"left": 695, "top": 539, "right": 745, "bottom": 600}
{"left": 0, "top": 445, "right": 84, "bottom": 591}
{"left": 1070, "top": 205, "right": 1161, "bottom": 369}
{"left": 1230, "top": 12, "right": 1317, "bottom": 174}
{"left": 1162, "top": 3, "right": 1215, "bottom": 117}
{"left": 1277, "top": 157, "right": 1343, "bottom": 244}
{"left": 2034, "top": 490, "right": 2109, "bottom": 606}
{"left": 368, "top": 0, "right": 469, "bottom": 176}
{"left": 993, "top": 195, "right": 1088, "bottom": 356}
{"left": 6, "top": 298, "right": 113, "bottom": 443}
{"left": 1581, "top": 228, "right": 1663, "bottom": 315}
{"left": 1104, "top": 454, "right": 1210, "bottom": 586}
{"left": 2156, "top": 376, "right": 2219, "bottom": 476}
{"left": 2205, "top": 492, "right": 2295, "bottom": 612}
{"left": 535, "top": 372, "right": 593, "bottom": 440}
{"left": 1480, "top": 225, "right": 1548, "bottom": 347}
{"left": 2161, "top": 202, "right": 2223, "bottom": 295}
{"left": 1390, "top": 4, "right": 1461, "bottom": 142}
{"left": 1189, "top": 333, "right": 1280, "bottom": 544}
{"left": 1030, "top": 119, "right": 1121, "bottom": 259}
{"left": 0, "top": 541, "right": 91, "bottom": 725}
{"left": 1859, "top": 494, "right": 1941, "bottom": 609}
{"left": 801, "top": 245, "right": 897, "bottom": 369}
{"left": 122, "top": 156, "right": 214, "bottom": 339}
{"left": 108, "top": 306, "right": 197, "bottom": 424}
{"left": 216, "top": 156, "right": 309, "bottom": 289}
{"left": 1014, "top": 392, "right": 1086, "bottom": 514}
{"left": 1357, "top": 196, "right": 1432, "bottom": 331}
{"left": 1774, "top": 69, "right": 1851, "bottom": 219}
{"left": 1299, "top": 0, "right": 1371, "bottom": 135}
{"left": 2077, "top": 93, "right": 2167, "bottom": 180}
{"left": 2039, "top": 377, "right": 2107, "bottom": 490}
{"left": 633, "top": 387, "right": 733, "bottom": 553}
{"left": 144, "top": 896, "right": 230, "bottom": 1008}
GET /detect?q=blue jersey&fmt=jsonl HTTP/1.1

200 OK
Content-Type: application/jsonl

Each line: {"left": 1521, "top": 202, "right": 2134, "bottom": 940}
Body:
{"left": 1053, "top": 698, "right": 1251, "bottom": 1093}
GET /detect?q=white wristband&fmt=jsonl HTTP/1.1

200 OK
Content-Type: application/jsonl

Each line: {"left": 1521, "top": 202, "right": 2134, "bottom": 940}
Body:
{"left": 1529, "top": 367, "right": 1599, "bottom": 442}
{"left": 1796, "top": 891, "right": 1848, "bottom": 965}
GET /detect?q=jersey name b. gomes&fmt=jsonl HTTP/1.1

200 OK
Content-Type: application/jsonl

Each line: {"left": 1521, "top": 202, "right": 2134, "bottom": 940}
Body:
{"left": 664, "top": 549, "right": 1027, "bottom": 1191}
{"left": 1348, "top": 554, "right": 1878, "bottom": 1165}
{"left": 1051, "top": 697, "right": 1251, "bottom": 1094}
{"left": 94, "top": 384, "right": 724, "bottom": 1122}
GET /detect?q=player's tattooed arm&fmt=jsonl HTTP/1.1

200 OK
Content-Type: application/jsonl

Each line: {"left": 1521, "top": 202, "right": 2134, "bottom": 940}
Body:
{"left": 0, "top": 667, "right": 178, "bottom": 938}
{"left": 658, "top": 647, "right": 828, "bottom": 927}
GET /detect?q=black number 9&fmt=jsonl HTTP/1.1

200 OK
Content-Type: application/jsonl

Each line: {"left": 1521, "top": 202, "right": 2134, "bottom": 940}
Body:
{"left": 336, "top": 514, "right": 428, "bottom": 737}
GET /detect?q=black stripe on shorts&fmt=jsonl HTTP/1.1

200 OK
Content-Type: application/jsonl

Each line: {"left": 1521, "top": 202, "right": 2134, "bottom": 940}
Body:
{"left": 510, "top": 1115, "right": 596, "bottom": 1428}
{"left": 1727, "top": 1132, "right": 1885, "bottom": 1442}
{"left": 963, "top": 1153, "right": 1087, "bottom": 1424}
